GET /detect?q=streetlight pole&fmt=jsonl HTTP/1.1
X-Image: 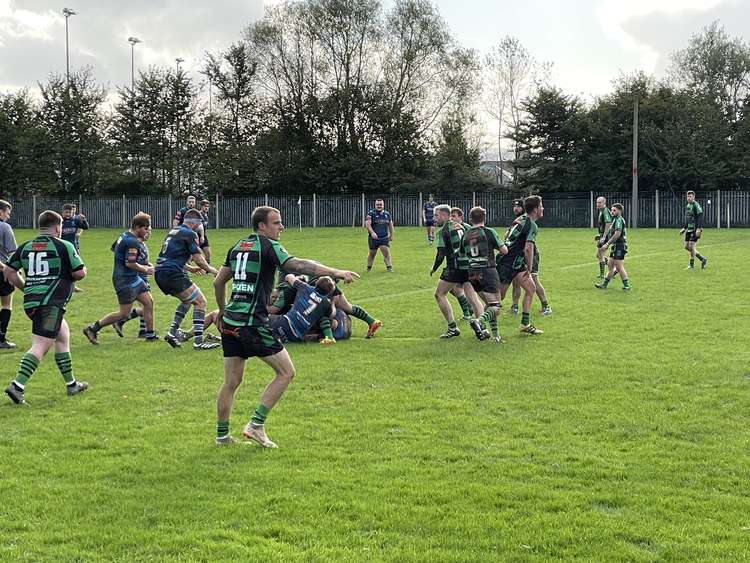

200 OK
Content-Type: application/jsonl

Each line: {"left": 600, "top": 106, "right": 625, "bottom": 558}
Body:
{"left": 62, "top": 8, "right": 77, "bottom": 84}
{"left": 128, "top": 37, "right": 141, "bottom": 91}
{"left": 175, "top": 57, "right": 184, "bottom": 72}
{"left": 174, "top": 58, "right": 184, "bottom": 194}
{"left": 632, "top": 95, "right": 639, "bottom": 229}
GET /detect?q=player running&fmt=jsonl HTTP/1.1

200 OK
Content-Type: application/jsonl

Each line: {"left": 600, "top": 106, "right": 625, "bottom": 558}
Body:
{"left": 594, "top": 196, "right": 613, "bottom": 278}
{"left": 595, "top": 203, "right": 631, "bottom": 290}
{"left": 460, "top": 206, "right": 507, "bottom": 342}
{"left": 3, "top": 210, "right": 89, "bottom": 405}
{"left": 82, "top": 213, "right": 157, "bottom": 345}
{"left": 269, "top": 275, "right": 337, "bottom": 344}
{"left": 0, "top": 199, "right": 18, "bottom": 349}
{"left": 365, "top": 198, "right": 394, "bottom": 272}
{"left": 498, "top": 196, "right": 544, "bottom": 335}
{"left": 173, "top": 195, "right": 197, "bottom": 228}
{"left": 213, "top": 205, "right": 358, "bottom": 447}
{"left": 680, "top": 191, "right": 708, "bottom": 270}
{"left": 422, "top": 194, "right": 437, "bottom": 245}
{"left": 155, "top": 208, "right": 219, "bottom": 350}
{"left": 199, "top": 199, "right": 212, "bottom": 263}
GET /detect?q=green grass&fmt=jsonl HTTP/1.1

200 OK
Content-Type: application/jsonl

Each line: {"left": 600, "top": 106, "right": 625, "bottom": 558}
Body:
{"left": 1, "top": 226, "right": 750, "bottom": 561}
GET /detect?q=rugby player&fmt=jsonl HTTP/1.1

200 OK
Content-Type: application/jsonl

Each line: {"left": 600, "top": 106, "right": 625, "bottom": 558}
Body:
{"left": 199, "top": 199, "right": 212, "bottom": 263}
{"left": 173, "top": 195, "right": 197, "bottom": 228}
{"left": 498, "top": 196, "right": 544, "bottom": 335}
{"left": 680, "top": 191, "right": 708, "bottom": 270}
{"left": 155, "top": 208, "right": 219, "bottom": 350}
{"left": 0, "top": 199, "right": 18, "bottom": 349}
{"left": 595, "top": 203, "right": 630, "bottom": 290}
{"left": 365, "top": 198, "right": 394, "bottom": 272}
{"left": 214, "top": 206, "right": 358, "bottom": 447}
{"left": 460, "top": 206, "right": 507, "bottom": 342}
{"left": 4, "top": 210, "right": 88, "bottom": 404}
{"left": 594, "top": 196, "right": 613, "bottom": 278}
{"left": 269, "top": 275, "right": 337, "bottom": 344}
{"left": 82, "top": 213, "right": 156, "bottom": 344}
{"left": 61, "top": 203, "right": 88, "bottom": 293}
{"left": 422, "top": 193, "right": 437, "bottom": 245}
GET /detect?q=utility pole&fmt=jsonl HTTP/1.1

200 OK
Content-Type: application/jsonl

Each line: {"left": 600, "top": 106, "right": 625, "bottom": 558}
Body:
{"left": 62, "top": 8, "right": 77, "bottom": 84}
{"left": 128, "top": 37, "right": 141, "bottom": 91}
{"left": 631, "top": 95, "right": 639, "bottom": 229}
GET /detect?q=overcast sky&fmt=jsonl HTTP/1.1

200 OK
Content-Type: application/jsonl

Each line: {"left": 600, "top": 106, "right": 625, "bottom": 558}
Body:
{"left": 1, "top": 0, "right": 748, "bottom": 154}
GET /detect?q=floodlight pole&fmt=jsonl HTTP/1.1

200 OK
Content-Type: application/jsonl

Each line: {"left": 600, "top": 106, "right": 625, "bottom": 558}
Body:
{"left": 632, "top": 95, "right": 639, "bottom": 229}
{"left": 62, "top": 8, "right": 77, "bottom": 85}
{"left": 128, "top": 37, "right": 141, "bottom": 91}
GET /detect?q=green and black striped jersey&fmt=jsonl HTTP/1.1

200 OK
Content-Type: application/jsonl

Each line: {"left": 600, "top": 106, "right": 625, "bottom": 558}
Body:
{"left": 610, "top": 215, "right": 627, "bottom": 249}
{"left": 6, "top": 235, "right": 84, "bottom": 310}
{"left": 459, "top": 226, "right": 504, "bottom": 272}
{"left": 598, "top": 207, "right": 613, "bottom": 235}
{"left": 222, "top": 234, "right": 293, "bottom": 327}
{"left": 436, "top": 220, "right": 468, "bottom": 270}
{"left": 685, "top": 201, "right": 703, "bottom": 231}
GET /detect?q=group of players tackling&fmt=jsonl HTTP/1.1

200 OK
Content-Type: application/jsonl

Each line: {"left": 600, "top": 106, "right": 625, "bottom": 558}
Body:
{"left": 0, "top": 190, "right": 709, "bottom": 445}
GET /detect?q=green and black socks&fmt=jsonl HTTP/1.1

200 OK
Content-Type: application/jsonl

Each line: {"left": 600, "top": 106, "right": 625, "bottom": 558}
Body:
{"left": 14, "top": 353, "right": 39, "bottom": 387}
{"left": 521, "top": 312, "right": 530, "bottom": 326}
{"left": 599, "top": 261, "right": 606, "bottom": 276}
{"left": 217, "top": 420, "right": 230, "bottom": 439}
{"left": 456, "top": 295, "right": 472, "bottom": 318}
{"left": 55, "top": 352, "right": 76, "bottom": 385}
{"left": 251, "top": 403, "right": 271, "bottom": 426}
{"left": 351, "top": 305, "right": 375, "bottom": 325}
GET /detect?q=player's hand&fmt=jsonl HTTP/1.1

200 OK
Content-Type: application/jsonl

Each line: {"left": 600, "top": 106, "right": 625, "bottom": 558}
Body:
{"left": 370, "top": 232, "right": 378, "bottom": 239}
{"left": 145, "top": 266, "right": 155, "bottom": 276}
{"left": 207, "top": 266, "right": 219, "bottom": 276}
{"left": 214, "top": 315, "right": 223, "bottom": 332}
{"left": 319, "top": 337, "right": 336, "bottom": 345}
{"left": 679, "top": 228, "right": 685, "bottom": 235}
{"left": 598, "top": 237, "right": 606, "bottom": 246}
{"left": 335, "top": 270, "right": 359, "bottom": 283}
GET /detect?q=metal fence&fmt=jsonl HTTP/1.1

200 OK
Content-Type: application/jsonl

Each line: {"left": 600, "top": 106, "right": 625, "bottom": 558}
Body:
{"left": 2, "top": 191, "right": 749, "bottom": 229}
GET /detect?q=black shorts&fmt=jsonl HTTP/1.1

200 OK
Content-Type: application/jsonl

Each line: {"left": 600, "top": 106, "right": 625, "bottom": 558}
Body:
{"left": 114, "top": 278, "right": 150, "bottom": 305}
{"left": 0, "top": 274, "right": 14, "bottom": 297}
{"left": 200, "top": 236, "right": 210, "bottom": 249}
{"left": 155, "top": 270, "right": 192, "bottom": 297}
{"left": 368, "top": 237, "right": 390, "bottom": 250}
{"left": 26, "top": 306, "right": 65, "bottom": 339}
{"left": 610, "top": 245, "right": 627, "bottom": 260}
{"left": 684, "top": 230, "right": 701, "bottom": 242}
{"left": 220, "top": 324, "right": 284, "bottom": 358}
{"left": 497, "top": 260, "right": 525, "bottom": 284}
{"left": 425, "top": 220, "right": 435, "bottom": 227}
{"left": 469, "top": 268, "right": 500, "bottom": 294}
{"left": 440, "top": 268, "right": 468, "bottom": 284}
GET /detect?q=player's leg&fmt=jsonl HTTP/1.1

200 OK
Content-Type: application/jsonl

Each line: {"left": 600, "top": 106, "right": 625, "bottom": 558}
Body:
{"left": 55, "top": 319, "right": 87, "bottom": 394}
{"left": 135, "top": 291, "right": 155, "bottom": 336}
{"left": 449, "top": 285, "right": 473, "bottom": 320}
{"left": 5, "top": 330, "right": 55, "bottom": 404}
{"left": 534, "top": 274, "right": 551, "bottom": 315}
{"left": 83, "top": 301, "right": 133, "bottom": 344}
{"left": 380, "top": 245, "right": 393, "bottom": 271}
{"left": 244, "top": 348, "right": 296, "bottom": 448}
{"left": 334, "top": 293, "right": 381, "bottom": 338}
{"left": 519, "top": 273, "right": 542, "bottom": 334}
{"left": 596, "top": 246, "right": 607, "bottom": 278}
{"left": 693, "top": 235, "right": 707, "bottom": 268}
{"left": 203, "top": 245, "right": 212, "bottom": 264}
{"left": 615, "top": 259, "right": 630, "bottom": 290}
{"left": 186, "top": 289, "right": 215, "bottom": 349}
{"left": 462, "top": 282, "right": 485, "bottom": 318}
{"left": 0, "top": 291, "right": 14, "bottom": 348}
{"left": 366, "top": 246, "right": 377, "bottom": 271}
{"left": 435, "top": 280, "right": 459, "bottom": 337}
{"left": 165, "top": 283, "right": 199, "bottom": 346}
{"left": 477, "top": 290, "right": 501, "bottom": 341}
{"left": 510, "top": 278, "right": 521, "bottom": 314}
{"left": 596, "top": 254, "right": 618, "bottom": 288}
{"left": 216, "top": 356, "right": 246, "bottom": 444}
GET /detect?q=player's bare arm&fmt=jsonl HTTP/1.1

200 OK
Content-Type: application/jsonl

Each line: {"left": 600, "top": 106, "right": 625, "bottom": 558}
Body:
{"left": 283, "top": 257, "right": 359, "bottom": 283}
{"left": 72, "top": 266, "right": 87, "bottom": 281}
{"left": 191, "top": 252, "right": 217, "bottom": 275}
{"left": 4, "top": 267, "right": 25, "bottom": 290}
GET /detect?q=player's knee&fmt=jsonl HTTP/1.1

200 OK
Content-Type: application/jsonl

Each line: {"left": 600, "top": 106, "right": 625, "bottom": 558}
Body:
{"left": 278, "top": 365, "right": 296, "bottom": 381}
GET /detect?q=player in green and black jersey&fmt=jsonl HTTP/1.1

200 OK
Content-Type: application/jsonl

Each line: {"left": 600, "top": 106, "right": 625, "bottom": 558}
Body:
{"left": 595, "top": 196, "right": 613, "bottom": 278}
{"left": 595, "top": 203, "right": 630, "bottom": 290}
{"left": 508, "top": 199, "right": 551, "bottom": 317}
{"left": 3, "top": 210, "right": 89, "bottom": 405}
{"left": 498, "top": 196, "right": 544, "bottom": 335}
{"left": 680, "top": 190, "right": 708, "bottom": 270}
{"left": 213, "top": 205, "right": 358, "bottom": 447}
{"left": 459, "top": 206, "right": 507, "bottom": 342}
{"left": 430, "top": 205, "right": 483, "bottom": 338}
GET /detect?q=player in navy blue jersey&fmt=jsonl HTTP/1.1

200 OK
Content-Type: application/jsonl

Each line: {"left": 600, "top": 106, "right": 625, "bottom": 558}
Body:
{"left": 269, "top": 275, "right": 337, "bottom": 344}
{"left": 82, "top": 213, "right": 156, "bottom": 344}
{"left": 199, "top": 199, "right": 212, "bottom": 263}
{"left": 156, "top": 208, "right": 218, "bottom": 349}
{"left": 61, "top": 203, "right": 88, "bottom": 293}
{"left": 422, "top": 194, "right": 437, "bottom": 245}
{"left": 365, "top": 198, "right": 394, "bottom": 272}
{"left": 172, "top": 195, "right": 197, "bottom": 228}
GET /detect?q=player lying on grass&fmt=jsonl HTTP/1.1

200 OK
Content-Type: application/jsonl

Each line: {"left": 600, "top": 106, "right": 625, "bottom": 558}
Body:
{"left": 268, "top": 274, "right": 338, "bottom": 344}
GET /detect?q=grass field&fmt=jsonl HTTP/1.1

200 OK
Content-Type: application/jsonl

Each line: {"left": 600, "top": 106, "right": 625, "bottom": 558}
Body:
{"left": 1, "top": 225, "right": 750, "bottom": 561}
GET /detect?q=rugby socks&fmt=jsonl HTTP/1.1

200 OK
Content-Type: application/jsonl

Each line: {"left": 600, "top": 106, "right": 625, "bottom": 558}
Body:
{"left": 350, "top": 305, "right": 375, "bottom": 325}
{"left": 689, "top": 258, "right": 695, "bottom": 268}
{"left": 54, "top": 352, "right": 76, "bottom": 385}
{"left": 541, "top": 300, "right": 549, "bottom": 309}
{"left": 251, "top": 403, "right": 271, "bottom": 426}
{"left": 521, "top": 312, "right": 530, "bottom": 326}
{"left": 599, "top": 261, "right": 606, "bottom": 276}
{"left": 456, "top": 295, "right": 472, "bottom": 318}
{"left": 169, "top": 302, "right": 191, "bottom": 335}
{"left": 448, "top": 321, "right": 457, "bottom": 330}
{"left": 601, "top": 277, "right": 611, "bottom": 288}
{"left": 217, "top": 420, "right": 230, "bottom": 439}
{"left": 479, "top": 305, "right": 499, "bottom": 325}
{"left": 139, "top": 316, "right": 146, "bottom": 333}
{"left": 193, "top": 308, "right": 206, "bottom": 345}
{"left": 14, "top": 353, "right": 39, "bottom": 387}
{"left": 696, "top": 253, "right": 705, "bottom": 262}
{"left": 622, "top": 278, "right": 630, "bottom": 289}
{"left": 489, "top": 318, "right": 498, "bottom": 338}
{"left": 90, "top": 321, "right": 102, "bottom": 333}
{"left": 319, "top": 317, "right": 334, "bottom": 340}
{"left": 0, "top": 309, "right": 10, "bottom": 341}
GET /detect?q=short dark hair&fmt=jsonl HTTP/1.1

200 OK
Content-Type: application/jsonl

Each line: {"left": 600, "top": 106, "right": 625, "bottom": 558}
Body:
{"left": 375, "top": 198, "right": 384, "bottom": 203}
{"left": 62, "top": 203, "right": 75, "bottom": 212}
{"left": 0, "top": 199, "right": 11, "bottom": 212}
{"left": 613, "top": 203, "right": 624, "bottom": 212}
{"left": 450, "top": 207, "right": 463, "bottom": 217}
{"left": 469, "top": 206, "right": 486, "bottom": 225}
{"left": 315, "top": 276, "right": 336, "bottom": 296}
{"left": 183, "top": 209, "right": 202, "bottom": 222}
{"left": 251, "top": 206, "right": 281, "bottom": 231}
{"left": 524, "top": 196, "right": 542, "bottom": 215}
{"left": 200, "top": 199, "right": 210, "bottom": 206}
{"left": 686, "top": 190, "right": 695, "bottom": 197}
{"left": 39, "top": 210, "right": 63, "bottom": 229}
{"left": 131, "top": 212, "right": 151, "bottom": 230}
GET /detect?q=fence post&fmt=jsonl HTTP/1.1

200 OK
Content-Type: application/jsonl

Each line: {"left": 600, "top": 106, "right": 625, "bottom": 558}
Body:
{"left": 418, "top": 193, "right": 423, "bottom": 227}
{"left": 361, "top": 193, "right": 365, "bottom": 227}
{"left": 313, "top": 193, "right": 317, "bottom": 228}
{"left": 589, "top": 191, "right": 594, "bottom": 229}
{"left": 726, "top": 200, "right": 730, "bottom": 229}
{"left": 78, "top": 193, "right": 82, "bottom": 215}
{"left": 655, "top": 190, "right": 659, "bottom": 229}
{"left": 32, "top": 195, "right": 37, "bottom": 229}
{"left": 168, "top": 197, "right": 172, "bottom": 229}
{"left": 122, "top": 194, "right": 126, "bottom": 229}
{"left": 265, "top": 193, "right": 268, "bottom": 206}
{"left": 215, "top": 192, "right": 220, "bottom": 230}
{"left": 716, "top": 190, "right": 720, "bottom": 229}
{"left": 472, "top": 191, "right": 476, "bottom": 208}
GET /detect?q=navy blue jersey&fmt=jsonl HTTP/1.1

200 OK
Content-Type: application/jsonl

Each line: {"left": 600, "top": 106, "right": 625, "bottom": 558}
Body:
{"left": 173, "top": 206, "right": 197, "bottom": 226}
{"left": 285, "top": 280, "right": 332, "bottom": 339}
{"left": 201, "top": 211, "right": 209, "bottom": 231}
{"left": 111, "top": 231, "right": 142, "bottom": 286}
{"left": 61, "top": 216, "right": 89, "bottom": 247}
{"left": 137, "top": 239, "right": 150, "bottom": 280}
{"left": 423, "top": 201, "right": 436, "bottom": 222}
{"left": 367, "top": 209, "right": 392, "bottom": 239}
{"left": 155, "top": 226, "right": 200, "bottom": 273}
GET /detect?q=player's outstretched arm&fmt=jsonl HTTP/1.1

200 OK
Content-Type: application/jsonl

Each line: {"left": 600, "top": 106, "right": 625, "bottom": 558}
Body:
{"left": 283, "top": 257, "right": 359, "bottom": 283}
{"left": 191, "top": 252, "right": 218, "bottom": 275}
